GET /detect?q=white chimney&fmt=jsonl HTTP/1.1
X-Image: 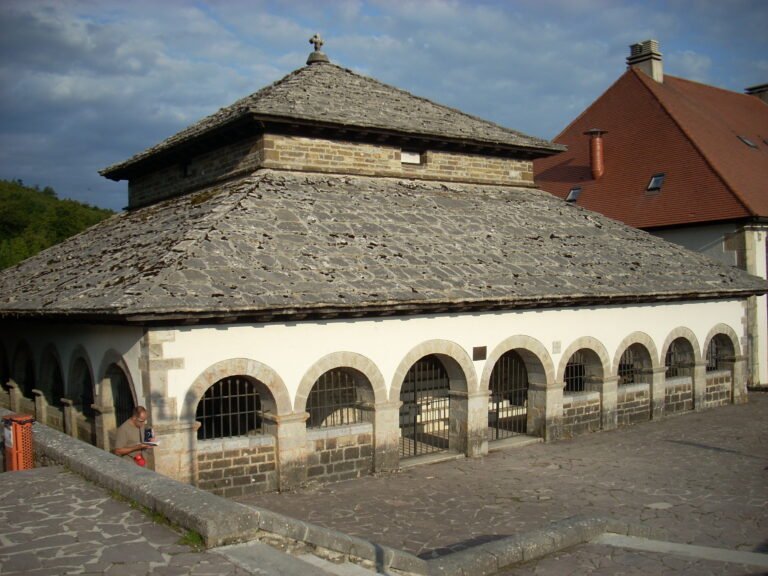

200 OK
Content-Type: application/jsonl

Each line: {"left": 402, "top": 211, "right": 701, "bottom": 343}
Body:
{"left": 627, "top": 39, "right": 663, "bottom": 83}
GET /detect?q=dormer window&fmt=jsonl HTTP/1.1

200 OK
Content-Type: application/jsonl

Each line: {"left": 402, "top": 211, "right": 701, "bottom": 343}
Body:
{"left": 646, "top": 173, "right": 665, "bottom": 192}
{"left": 738, "top": 135, "right": 758, "bottom": 149}
{"left": 566, "top": 187, "right": 581, "bottom": 202}
{"left": 401, "top": 150, "right": 424, "bottom": 165}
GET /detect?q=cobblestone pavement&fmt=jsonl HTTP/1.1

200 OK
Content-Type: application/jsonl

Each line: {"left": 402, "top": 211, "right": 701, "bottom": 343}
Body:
{"left": 0, "top": 466, "right": 255, "bottom": 576}
{"left": 240, "top": 393, "right": 768, "bottom": 575}
{"left": 0, "top": 465, "right": 373, "bottom": 576}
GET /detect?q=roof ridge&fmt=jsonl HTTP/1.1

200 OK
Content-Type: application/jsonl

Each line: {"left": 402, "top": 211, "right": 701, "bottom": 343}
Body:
{"left": 632, "top": 68, "right": 755, "bottom": 217}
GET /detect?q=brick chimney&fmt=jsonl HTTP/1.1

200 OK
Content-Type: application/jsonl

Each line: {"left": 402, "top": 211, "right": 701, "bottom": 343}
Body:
{"left": 745, "top": 84, "right": 768, "bottom": 104}
{"left": 627, "top": 39, "right": 663, "bottom": 83}
{"left": 583, "top": 129, "right": 607, "bottom": 180}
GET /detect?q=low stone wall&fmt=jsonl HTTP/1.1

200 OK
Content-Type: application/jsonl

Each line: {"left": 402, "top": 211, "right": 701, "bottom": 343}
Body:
{"left": 197, "top": 434, "right": 278, "bottom": 497}
{"left": 562, "top": 392, "right": 601, "bottom": 438}
{"left": 705, "top": 370, "right": 732, "bottom": 408}
{"left": 306, "top": 423, "right": 374, "bottom": 483}
{"left": 664, "top": 377, "right": 693, "bottom": 414}
{"left": 617, "top": 383, "right": 651, "bottom": 426}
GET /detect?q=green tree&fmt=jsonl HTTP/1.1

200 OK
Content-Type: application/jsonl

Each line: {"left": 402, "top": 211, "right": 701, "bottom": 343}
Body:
{"left": 0, "top": 180, "right": 114, "bottom": 269}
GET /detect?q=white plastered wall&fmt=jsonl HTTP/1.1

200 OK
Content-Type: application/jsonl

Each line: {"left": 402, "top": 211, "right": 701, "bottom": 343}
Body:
{"left": 161, "top": 299, "right": 746, "bottom": 416}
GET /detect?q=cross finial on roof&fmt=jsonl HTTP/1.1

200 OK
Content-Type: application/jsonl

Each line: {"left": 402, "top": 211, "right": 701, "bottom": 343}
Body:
{"left": 306, "top": 33, "right": 330, "bottom": 65}
{"left": 309, "top": 34, "right": 324, "bottom": 52}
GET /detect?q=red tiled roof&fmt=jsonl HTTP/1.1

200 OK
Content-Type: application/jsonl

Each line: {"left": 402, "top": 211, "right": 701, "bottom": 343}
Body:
{"left": 534, "top": 68, "right": 768, "bottom": 229}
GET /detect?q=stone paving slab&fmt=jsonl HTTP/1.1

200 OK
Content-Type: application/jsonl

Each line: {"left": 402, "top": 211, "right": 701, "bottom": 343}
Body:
{"left": 240, "top": 394, "right": 768, "bottom": 574}
{"left": 0, "top": 466, "right": 331, "bottom": 576}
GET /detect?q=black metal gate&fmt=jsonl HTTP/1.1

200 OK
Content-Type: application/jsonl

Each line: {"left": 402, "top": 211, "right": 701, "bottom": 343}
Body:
{"left": 108, "top": 365, "right": 135, "bottom": 426}
{"left": 399, "top": 355, "right": 450, "bottom": 458}
{"left": 488, "top": 350, "right": 528, "bottom": 440}
{"left": 564, "top": 351, "right": 587, "bottom": 392}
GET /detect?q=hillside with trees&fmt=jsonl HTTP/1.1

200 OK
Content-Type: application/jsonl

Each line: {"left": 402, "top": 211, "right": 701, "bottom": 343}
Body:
{"left": 0, "top": 179, "right": 114, "bottom": 270}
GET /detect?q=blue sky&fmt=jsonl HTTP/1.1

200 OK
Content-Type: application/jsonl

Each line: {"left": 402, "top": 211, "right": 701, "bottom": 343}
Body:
{"left": 1, "top": 0, "right": 766, "bottom": 210}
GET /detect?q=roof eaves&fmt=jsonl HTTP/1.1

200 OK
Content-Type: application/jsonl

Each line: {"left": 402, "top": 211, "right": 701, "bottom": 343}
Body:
{"left": 2, "top": 286, "right": 764, "bottom": 326}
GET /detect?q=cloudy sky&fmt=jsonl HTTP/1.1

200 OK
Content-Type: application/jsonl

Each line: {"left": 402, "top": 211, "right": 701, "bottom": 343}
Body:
{"left": 1, "top": 0, "right": 766, "bottom": 211}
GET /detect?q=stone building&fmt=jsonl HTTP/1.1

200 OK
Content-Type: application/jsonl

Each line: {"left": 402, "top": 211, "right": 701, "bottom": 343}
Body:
{"left": 534, "top": 40, "right": 768, "bottom": 388}
{"left": 0, "top": 39, "right": 765, "bottom": 497}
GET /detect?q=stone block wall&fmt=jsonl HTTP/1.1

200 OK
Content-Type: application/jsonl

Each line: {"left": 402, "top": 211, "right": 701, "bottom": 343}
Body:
{"left": 128, "top": 133, "right": 536, "bottom": 209}
{"left": 664, "top": 377, "right": 693, "bottom": 414}
{"left": 196, "top": 434, "right": 278, "bottom": 497}
{"left": 263, "top": 134, "right": 535, "bottom": 188}
{"left": 561, "top": 392, "right": 601, "bottom": 438}
{"left": 306, "top": 423, "right": 374, "bottom": 484}
{"left": 705, "top": 370, "right": 732, "bottom": 408}
{"left": 404, "top": 150, "right": 534, "bottom": 187}
{"left": 262, "top": 135, "right": 401, "bottom": 176}
{"left": 617, "top": 384, "right": 651, "bottom": 426}
{"left": 129, "top": 137, "right": 263, "bottom": 208}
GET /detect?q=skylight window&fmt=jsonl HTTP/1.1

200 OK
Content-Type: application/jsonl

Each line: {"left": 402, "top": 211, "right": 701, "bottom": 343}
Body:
{"left": 646, "top": 173, "right": 665, "bottom": 192}
{"left": 738, "top": 135, "right": 758, "bottom": 149}
{"left": 566, "top": 187, "right": 581, "bottom": 202}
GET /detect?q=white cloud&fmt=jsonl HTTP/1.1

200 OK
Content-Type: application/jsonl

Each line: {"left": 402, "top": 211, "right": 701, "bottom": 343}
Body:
{"left": 667, "top": 50, "right": 712, "bottom": 83}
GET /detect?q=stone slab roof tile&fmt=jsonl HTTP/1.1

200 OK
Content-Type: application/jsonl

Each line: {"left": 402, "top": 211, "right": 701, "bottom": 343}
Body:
{"left": 102, "top": 63, "right": 564, "bottom": 177}
{"left": 0, "top": 170, "right": 764, "bottom": 322}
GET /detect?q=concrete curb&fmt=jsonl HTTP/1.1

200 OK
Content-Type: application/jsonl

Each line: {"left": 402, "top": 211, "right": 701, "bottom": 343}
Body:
{"left": 5, "top": 410, "right": 659, "bottom": 575}
{"left": 428, "top": 516, "right": 662, "bottom": 576}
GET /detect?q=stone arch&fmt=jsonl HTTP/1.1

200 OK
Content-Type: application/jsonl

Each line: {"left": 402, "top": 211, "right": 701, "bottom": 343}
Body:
{"left": 182, "top": 358, "right": 292, "bottom": 421}
{"left": 481, "top": 335, "right": 555, "bottom": 391}
{"left": 702, "top": 323, "right": 742, "bottom": 360}
{"left": 295, "top": 352, "right": 387, "bottom": 413}
{"left": 660, "top": 327, "right": 702, "bottom": 365}
{"left": 612, "top": 332, "right": 659, "bottom": 376}
{"left": 389, "top": 339, "right": 477, "bottom": 402}
{"left": 557, "top": 337, "right": 611, "bottom": 385}
{"left": 12, "top": 340, "right": 36, "bottom": 396}
{"left": 38, "top": 344, "right": 65, "bottom": 406}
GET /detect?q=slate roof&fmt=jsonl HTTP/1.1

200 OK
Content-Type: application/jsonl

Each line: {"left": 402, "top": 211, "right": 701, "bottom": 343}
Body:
{"left": 0, "top": 170, "right": 763, "bottom": 323}
{"left": 534, "top": 69, "right": 768, "bottom": 229}
{"left": 102, "top": 61, "right": 564, "bottom": 179}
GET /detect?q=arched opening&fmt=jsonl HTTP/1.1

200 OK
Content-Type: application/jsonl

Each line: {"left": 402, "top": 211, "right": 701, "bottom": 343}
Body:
{"left": 487, "top": 350, "right": 529, "bottom": 441}
{"left": 12, "top": 343, "right": 35, "bottom": 398}
{"left": 562, "top": 348, "right": 603, "bottom": 437}
{"left": 70, "top": 357, "right": 96, "bottom": 444}
{"left": 194, "top": 375, "right": 279, "bottom": 495}
{"left": 0, "top": 343, "right": 9, "bottom": 388}
{"left": 706, "top": 334, "right": 735, "bottom": 372}
{"left": 399, "top": 354, "right": 452, "bottom": 458}
{"left": 196, "top": 376, "right": 267, "bottom": 440}
{"left": 306, "top": 368, "right": 373, "bottom": 429}
{"left": 39, "top": 350, "right": 65, "bottom": 408}
{"left": 106, "top": 364, "right": 135, "bottom": 427}
{"left": 705, "top": 333, "right": 737, "bottom": 407}
{"left": 305, "top": 367, "right": 375, "bottom": 482}
{"left": 664, "top": 337, "right": 695, "bottom": 413}
{"left": 665, "top": 338, "right": 694, "bottom": 378}
{"left": 0, "top": 343, "right": 9, "bottom": 407}
{"left": 616, "top": 343, "right": 652, "bottom": 426}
